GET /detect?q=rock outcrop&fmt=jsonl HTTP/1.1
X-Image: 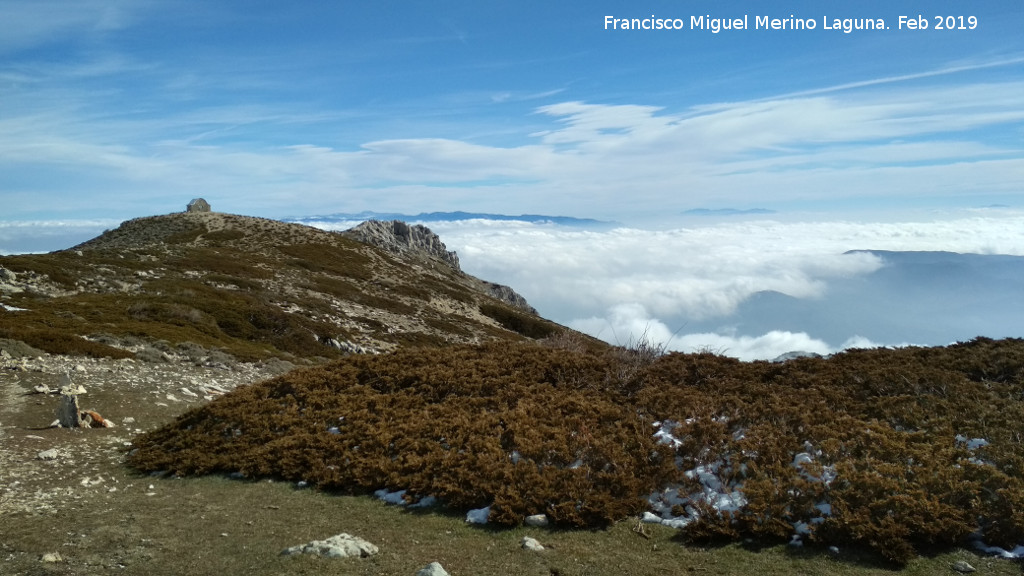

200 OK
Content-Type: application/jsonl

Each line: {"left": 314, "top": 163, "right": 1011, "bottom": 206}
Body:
{"left": 343, "top": 220, "right": 538, "bottom": 313}
{"left": 343, "top": 220, "right": 460, "bottom": 271}
{"left": 485, "top": 281, "right": 536, "bottom": 314}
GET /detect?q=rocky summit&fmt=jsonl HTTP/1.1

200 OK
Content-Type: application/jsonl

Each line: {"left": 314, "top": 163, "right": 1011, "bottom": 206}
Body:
{"left": 0, "top": 211, "right": 567, "bottom": 362}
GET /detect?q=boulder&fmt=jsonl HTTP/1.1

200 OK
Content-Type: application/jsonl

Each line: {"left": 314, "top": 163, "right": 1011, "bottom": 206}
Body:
{"left": 524, "top": 514, "right": 550, "bottom": 527}
{"left": 56, "top": 394, "right": 88, "bottom": 428}
{"left": 281, "top": 533, "right": 378, "bottom": 558}
{"left": 952, "top": 560, "right": 977, "bottom": 573}
{"left": 416, "top": 562, "right": 451, "bottom": 576}
{"left": 521, "top": 536, "right": 545, "bottom": 551}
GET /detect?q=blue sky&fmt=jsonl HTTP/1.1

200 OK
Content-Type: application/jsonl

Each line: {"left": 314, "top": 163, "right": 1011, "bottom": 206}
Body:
{"left": 3, "top": 1, "right": 1024, "bottom": 358}
{"left": 2, "top": 0, "right": 1022, "bottom": 222}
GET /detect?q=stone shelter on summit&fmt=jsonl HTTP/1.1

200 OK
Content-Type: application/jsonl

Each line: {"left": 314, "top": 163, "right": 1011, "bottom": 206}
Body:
{"left": 186, "top": 198, "right": 211, "bottom": 213}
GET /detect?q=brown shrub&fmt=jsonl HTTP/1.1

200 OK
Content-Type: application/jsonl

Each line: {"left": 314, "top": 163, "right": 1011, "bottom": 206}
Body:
{"left": 126, "top": 337, "right": 1024, "bottom": 563}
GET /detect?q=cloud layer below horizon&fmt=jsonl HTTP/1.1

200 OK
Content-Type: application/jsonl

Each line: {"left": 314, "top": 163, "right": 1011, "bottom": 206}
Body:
{"left": 427, "top": 214, "right": 1024, "bottom": 360}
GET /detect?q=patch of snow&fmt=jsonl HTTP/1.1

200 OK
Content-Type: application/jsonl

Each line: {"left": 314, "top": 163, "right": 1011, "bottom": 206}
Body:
{"left": 956, "top": 434, "right": 990, "bottom": 450}
{"left": 652, "top": 420, "right": 683, "bottom": 449}
{"left": 972, "top": 540, "right": 1024, "bottom": 559}
{"left": 374, "top": 488, "right": 407, "bottom": 505}
{"left": 466, "top": 505, "right": 491, "bottom": 524}
{"left": 410, "top": 495, "right": 438, "bottom": 508}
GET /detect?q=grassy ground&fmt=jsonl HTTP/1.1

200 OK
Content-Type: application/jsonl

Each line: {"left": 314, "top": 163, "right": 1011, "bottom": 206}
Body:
{"left": 5, "top": 472, "right": 1018, "bottom": 576}
{"left": 3, "top": 351, "right": 1022, "bottom": 576}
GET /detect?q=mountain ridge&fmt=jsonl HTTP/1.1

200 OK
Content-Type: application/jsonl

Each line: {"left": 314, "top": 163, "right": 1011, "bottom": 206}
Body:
{"left": 0, "top": 211, "right": 576, "bottom": 362}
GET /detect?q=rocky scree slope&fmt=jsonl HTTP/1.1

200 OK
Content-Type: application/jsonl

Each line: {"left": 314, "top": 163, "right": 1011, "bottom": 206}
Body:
{"left": 0, "top": 211, "right": 567, "bottom": 362}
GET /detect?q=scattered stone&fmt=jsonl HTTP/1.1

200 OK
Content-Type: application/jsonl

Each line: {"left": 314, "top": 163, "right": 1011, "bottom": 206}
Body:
{"left": 281, "top": 533, "right": 379, "bottom": 559}
{"left": 73, "top": 364, "right": 86, "bottom": 373}
{"left": 37, "top": 448, "right": 59, "bottom": 460}
{"left": 416, "top": 561, "right": 451, "bottom": 576}
{"left": 952, "top": 560, "right": 976, "bottom": 573}
{"left": 179, "top": 387, "right": 198, "bottom": 397}
{"left": 60, "top": 384, "right": 87, "bottom": 395}
{"left": 525, "top": 514, "right": 550, "bottom": 527}
{"left": 39, "top": 552, "right": 62, "bottom": 563}
{"left": 32, "top": 384, "right": 53, "bottom": 394}
{"left": 320, "top": 337, "right": 373, "bottom": 354}
{"left": 521, "top": 536, "right": 545, "bottom": 552}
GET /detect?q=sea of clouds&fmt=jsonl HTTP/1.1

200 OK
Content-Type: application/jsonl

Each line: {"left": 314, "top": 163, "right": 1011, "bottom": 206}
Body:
{"left": 4, "top": 213, "right": 1023, "bottom": 361}
{"left": 427, "top": 214, "right": 1024, "bottom": 360}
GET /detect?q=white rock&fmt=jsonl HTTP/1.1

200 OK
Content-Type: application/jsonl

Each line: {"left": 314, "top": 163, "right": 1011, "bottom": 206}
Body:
{"left": 520, "top": 537, "right": 544, "bottom": 549}
{"left": 521, "top": 536, "right": 545, "bottom": 551}
{"left": 952, "top": 560, "right": 976, "bottom": 573}
{"left": 37, "top": 448, "right": 59, "bottom": 460}
{"left": 281, "top": 533, "right": 378, "bottom": 558}
{"left": 180, "top": 387, "right": 198, "bottom": 397}
{"left": 59, "top": 384, "right": 87, "bottom": 395}
{"left": 74, "top": 364, "right": 86, "bottom": 373}
{"left": 416, "top": 561, "right": 451, "bottom": 576}
{"left": 40, "top": 552, "right": 63, "bottom": 563}
{"left": 524, "top": 514, "right": 549, "bottom": 527}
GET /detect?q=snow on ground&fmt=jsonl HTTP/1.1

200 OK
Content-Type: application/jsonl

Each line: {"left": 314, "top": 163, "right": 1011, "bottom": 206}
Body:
{"left": 364, "top": 421, "right": 1024, "bottom": 558}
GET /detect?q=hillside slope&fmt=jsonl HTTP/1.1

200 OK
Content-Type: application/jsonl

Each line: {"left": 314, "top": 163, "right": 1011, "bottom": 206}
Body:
{"left": 0, "top": 211, "right": 570, "bottom": 362}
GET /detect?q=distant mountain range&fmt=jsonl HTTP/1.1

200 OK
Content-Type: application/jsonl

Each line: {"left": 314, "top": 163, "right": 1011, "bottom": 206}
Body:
{"left": 287, "top": 211, "right": 615, "bottom": 227}
{"left": 683, "top": 208, "right": 777, "bottom": 216}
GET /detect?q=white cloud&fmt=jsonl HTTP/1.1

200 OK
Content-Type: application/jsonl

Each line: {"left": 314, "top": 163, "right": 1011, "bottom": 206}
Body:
{"left": 1, "top": 66, "right": 1022, "bottom": 220}
{"left": 0, "top": 0, "right": 139, "bottom": 53}
{"left": 432, "top": 214, "right": 1024, "bottom": 360}
{"left": 567, "top": 302, "right": 885, "bottom": 361}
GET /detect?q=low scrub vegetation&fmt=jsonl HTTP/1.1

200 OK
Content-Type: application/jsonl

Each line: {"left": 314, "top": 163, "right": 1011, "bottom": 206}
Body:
{"left": 129, "top": 337, "right": 1024, "bottom": 564}
{"left": 0, "top": 212, "right": 553, "bottom": 360}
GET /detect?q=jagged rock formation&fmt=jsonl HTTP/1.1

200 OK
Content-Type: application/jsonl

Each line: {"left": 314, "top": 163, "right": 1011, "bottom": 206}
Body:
{"left": 342, "top": 220, "right": 460, "bottom": 270}
{"left": 485, "top": 281, "right": 537, "bottom": 314}
{"left": 342, "top": 220, "right": 537, "bottom": 314}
